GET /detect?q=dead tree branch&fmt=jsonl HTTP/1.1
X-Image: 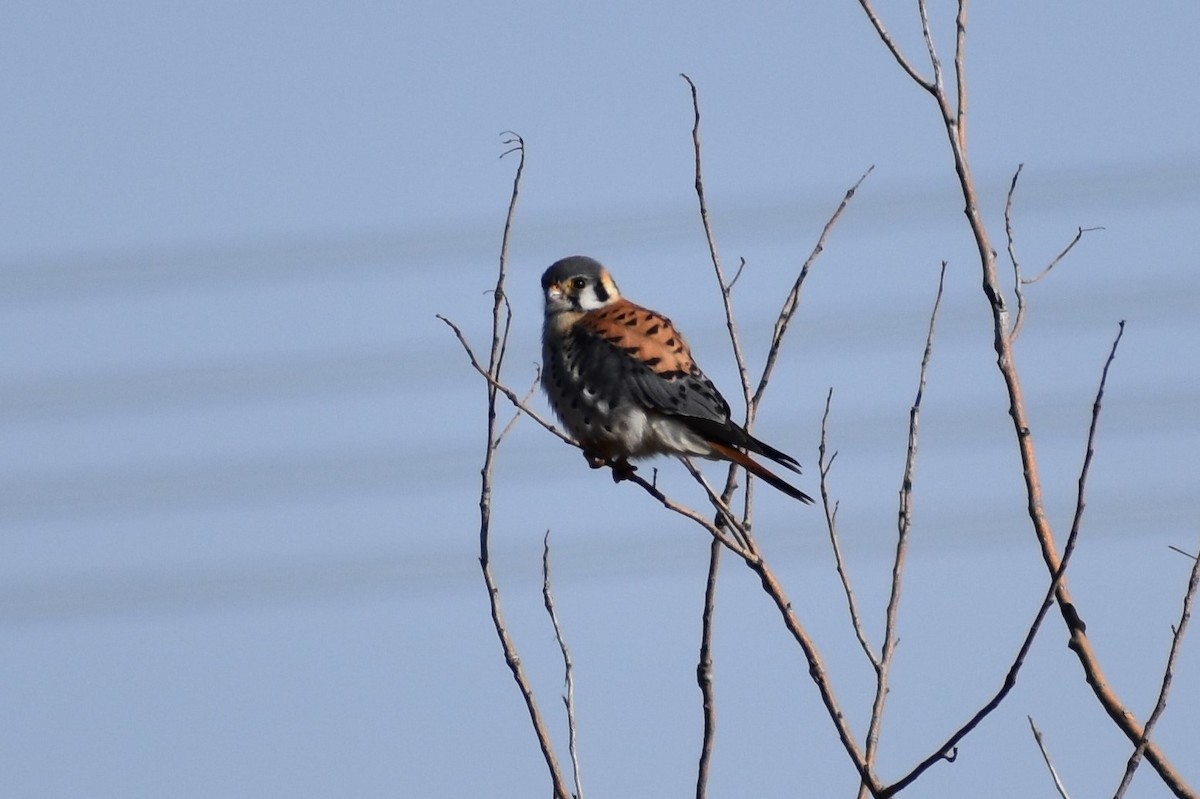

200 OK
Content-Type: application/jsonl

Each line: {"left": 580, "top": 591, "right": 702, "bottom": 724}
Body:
{"left": 1113, "top": 539, "right": 1200, "bottom": 798}
{"left": 819, "top": 389, "right": 878, "bottom": 668}
{"left": 881, "top": 321, "right": 1121, "bottom": 796}
{"left": 859, "top": 262, "right": 947, "bottom": 798}
{"left": 454, "top": 132, "right": 571, "bottom": 799}
{"left": 1029, "top": 716, "right": 1073, "bottom": 799}
{"left": 695, "top": 536, "right": 721, "bottom": 799}
{"left": 680, "top": 74, "right": 879, "bottom": 794}
{"left": 856, "top": 2, "right": 1194, "bottom": 793}
{"left": 751, "top": 166, "right": 873, "bottom": 413}
{"left": 1005, "top": 164, "right": 1103, "bottom": 341}
{"left": 543, "top": 532, "right": 584, "bottom": 799}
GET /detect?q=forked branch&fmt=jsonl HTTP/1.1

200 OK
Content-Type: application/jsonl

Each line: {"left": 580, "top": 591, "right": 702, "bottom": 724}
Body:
{"left": 458, "top": 132, "right": 571, "bottom": 799}
{"left": 857, "top": 2, "right": 1194, "bottom": 794}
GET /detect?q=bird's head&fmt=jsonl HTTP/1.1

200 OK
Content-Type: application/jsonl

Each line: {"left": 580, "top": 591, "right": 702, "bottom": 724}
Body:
{"left": 541, "top": 256, "right": 621, "bottom": 316}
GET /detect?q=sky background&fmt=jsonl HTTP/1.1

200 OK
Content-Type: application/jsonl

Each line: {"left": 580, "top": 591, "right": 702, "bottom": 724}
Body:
{"left": 3, "top": 1, "right": 1198, "bottom": 797}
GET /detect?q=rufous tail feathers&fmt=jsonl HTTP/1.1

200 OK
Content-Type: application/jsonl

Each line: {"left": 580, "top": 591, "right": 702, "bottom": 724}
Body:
{"left": 707, "top": 441, "right": 814, "bottom": 504}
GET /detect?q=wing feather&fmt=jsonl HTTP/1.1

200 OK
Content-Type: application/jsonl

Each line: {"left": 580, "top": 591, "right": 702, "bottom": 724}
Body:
{"left": 573, "top": 298, "right": 805, "bottom": 485}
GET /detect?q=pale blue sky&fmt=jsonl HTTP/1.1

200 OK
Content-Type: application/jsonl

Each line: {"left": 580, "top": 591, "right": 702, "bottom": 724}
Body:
{"left": 2, "top": 2, "right": 1198, "bottom": 797}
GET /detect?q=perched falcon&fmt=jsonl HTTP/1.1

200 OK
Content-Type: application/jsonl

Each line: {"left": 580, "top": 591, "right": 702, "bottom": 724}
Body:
{"left": 540, "top": 255, "right": 813, "bottom": 503}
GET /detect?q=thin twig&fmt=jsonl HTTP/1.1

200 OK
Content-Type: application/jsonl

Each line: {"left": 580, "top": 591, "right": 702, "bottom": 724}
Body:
{"left": 681, "top": 73, "right": 751, "bottom": 412}
{"left": 856, "top": 0, "right": 935, "bottom": 93}
{"left": 681, "top": 76, "right": 763, "bottom": 799}
{"left": 681, "top": 459, "right": 754, "bottom": 552}
{"left": 622, "top": 464, "right": 751, "bottom": 557}
{"left": 1168, "top": 545, "right": 1198, "bottom": 562}
{"left": 917, "top": 0, "right": 944, "bottom": 100}
{"left": 494, "top": 371, "right": 541, "bottom": 447}
{"left": 681, "top": 72, "right": 759, "bottom": 525}
{"left": 1006, "top": 164, "right": 1102, "bottom": 341}
{"left": 1022, "top": 226, "right": 1105, "bottom": 285}
{"left": 882, "top": 482, "right": 1079, "bottom": 794}
{"left": 1062, "top": 321, "right": 1126, "bottom": 613}
{"left": 1113, "top": 537, "right": 1200, "bottom": 798}
{"left": 695, "top": 537, "right": 721, "bottom": 799}
{"left": 439, "top": 314, "right": 572, "bottom": 446}
{"left": 727, "top": 257, "right": 748, "bottom": 292}
{"left": 1029, "top": 716, "right": 1073, "bottom": 799}
{"left": 751, "top": 165, "right": 873, "bottom": 412}
{"left": 819, "top": 389, "right": 878, "bottom": 668}
{"left": 1004, "top": 164, "right": 1028, "bottom": 341}
{"left": 465, "top": 132, "right": 571, "bottom": 799}
{"left": 680, "top": 73, "right": 879, "bottom": 793}
{"left": 881, "top": 321, "right": 1123, "bottom": 796}
{"left": 860, "top": 262, "right": 946, "bottom": 798}
{"left": 742, "top": 554, "right": 880, "bottom": 794}
{"left": 952, "top": 0, "right": 968, "bottom": 147}
{"left": 859, "top": 4, "right": 1194, "bottom": 792}
{"left": 543, "top": 532, "right": 584, "bottom": 799}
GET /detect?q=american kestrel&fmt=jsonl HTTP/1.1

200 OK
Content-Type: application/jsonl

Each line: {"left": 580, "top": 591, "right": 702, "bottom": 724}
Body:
{"left": 541, "top": 255, "right": 813, "bottom": 503}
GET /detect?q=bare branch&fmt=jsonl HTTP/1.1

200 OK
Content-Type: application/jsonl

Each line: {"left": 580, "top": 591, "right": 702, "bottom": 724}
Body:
{"left": 438, "top": 314, "right": 572, "bottom": 447}
{"left": 1004, "top": 164, "right": 1028, "bottom": 341}
{"left": 861, "top": 262, "right": 947, "bottom": 795}
{"left": 1029, "top": 716, "right": 1073, "bottom": 799}
{"left": 695, "top": 537, "right": 721, "bottom": 799}
{"left": 1055, "top": 324, "right": 1193, "bottom": 797}
{"left": 856, "top": 0, "right": 936, "bottom": 93}
{"left": 917, "top": 0, "right": 944, "bottom": 98}
{"left": 1169, "top": 545, "right": 1198, "bottom": 562}
{"left": 1063, "top": 321, "right": 1126, "bottom": 591}
{"left": 680, "top": 73, "right": 758, "bottom": 523}
{"left": 751, "top": 165, "right": 873, "bottom": 412}
{"left": 726, "top": 257, "right": 748, "bottom": 293}
{"left": 1022, "top": 226, "right": 1104, "bottom": 285}
{"left": 953, "top": 0, "right": 968, "bottom": 147}
{"left": 619, "top": 463, "right": 751, "bottom": 557}
{"left": 819, "top": 389, "right": 878, "bottom": 670}
{"left": 858, "top": 3, "right": 1194, "bottom": 791}
{"left": 1113, "top": 537, "right": 1200, "bottom": 798}
{"left": 681, "top": 76, "right": 774, "bottom": 799}
{"left": 680, "top": 459, "right": 754, "bottom": 552}
{"left": 681, "top": 73, "right": 752, "bottom": 414}
{"left": 882, "top": 300, "right": 1120, "bottom": 799}
{"left": 1006, "top": 164, "right": 1102, "bottom": 341}
{"left": 494, "top": 371, "right": 541, "bottom": 447}
{"left": 882, "top": 476, "right": 1082, "bottom": 796}
{"left": 465, "top": 133, "right": 571, "bottom": 799}
{"left": 543, "top": 532, "right": 584, "bottom": 799}
{"left": 742, "top": 554, "right": 881, "bottom": 794}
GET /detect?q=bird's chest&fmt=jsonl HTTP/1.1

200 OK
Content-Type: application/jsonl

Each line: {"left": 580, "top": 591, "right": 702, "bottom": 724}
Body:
{"left": 542, "top": 336, "right": 624, "bottom": 435}
{"left": 541, "top": 324, "right": 713, "bottom": 460}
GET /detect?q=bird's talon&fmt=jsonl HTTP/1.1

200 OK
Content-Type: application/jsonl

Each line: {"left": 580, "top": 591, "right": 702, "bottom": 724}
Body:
{"left": 610, "top": 458, "right": 637, "bottom": 483}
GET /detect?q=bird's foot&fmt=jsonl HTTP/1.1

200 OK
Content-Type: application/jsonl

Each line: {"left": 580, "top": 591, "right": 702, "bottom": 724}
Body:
{"left": 608, "top": 457, "right": 638, "bottom": 483}
{"left": 583, "top": 451, "right": 607, "bottom": 469}
{"left": 581, "top": 450, "right": 637, "bottom": 483}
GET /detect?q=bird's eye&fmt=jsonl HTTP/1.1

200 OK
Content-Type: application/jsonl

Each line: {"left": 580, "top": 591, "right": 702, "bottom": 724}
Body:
{"left": 571, "top": 277, "right": 587, "bottom": 291}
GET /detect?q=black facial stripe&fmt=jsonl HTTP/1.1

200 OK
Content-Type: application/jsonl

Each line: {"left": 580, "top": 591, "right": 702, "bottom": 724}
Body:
{"left": 592, "top": 280, "right": 609, "bottom": 303}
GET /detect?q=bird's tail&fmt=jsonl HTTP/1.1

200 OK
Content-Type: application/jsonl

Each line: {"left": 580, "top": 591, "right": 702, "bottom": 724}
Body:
{"left": 707, "top": 441, "right": 814, "bottom": 504}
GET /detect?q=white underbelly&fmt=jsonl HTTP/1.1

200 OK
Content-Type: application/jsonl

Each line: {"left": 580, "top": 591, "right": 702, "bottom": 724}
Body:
{"left": 597, "top": 405, "right": 714, "bottom": 459}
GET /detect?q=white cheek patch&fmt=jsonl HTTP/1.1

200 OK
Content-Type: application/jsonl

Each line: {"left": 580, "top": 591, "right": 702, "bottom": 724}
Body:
{"left": 576, "top": 287, "right": 610, "bottom": 311}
